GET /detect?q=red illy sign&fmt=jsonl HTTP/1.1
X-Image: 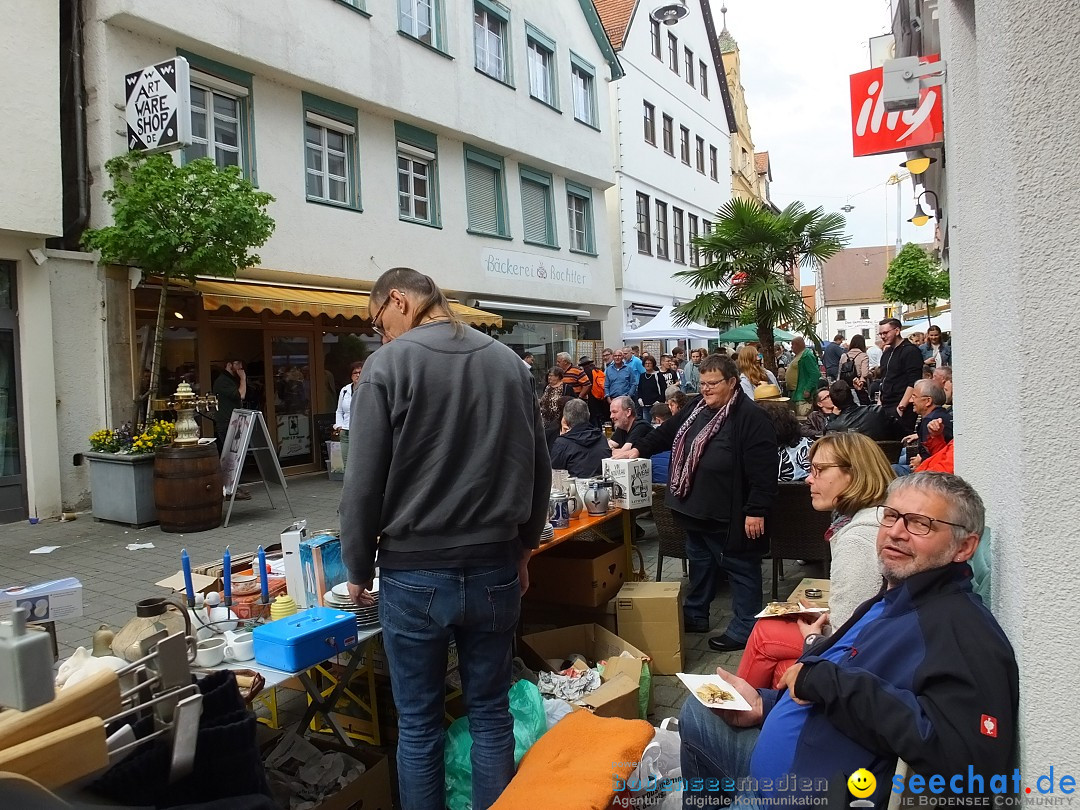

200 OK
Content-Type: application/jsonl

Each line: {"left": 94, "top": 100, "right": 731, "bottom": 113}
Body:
{"left": 850, "top": 54, "right": 944, "bottom": 157}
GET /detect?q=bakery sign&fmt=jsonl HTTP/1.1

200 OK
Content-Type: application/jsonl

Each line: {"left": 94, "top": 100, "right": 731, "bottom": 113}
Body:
{"left": 482, "top": 247, "right": 593, "bottom": 290}
{"left": 125, "top": 57, "right": 192, "bottom": 153}
{"left": 850, "top": 54, "right": 943, "bottom": 157}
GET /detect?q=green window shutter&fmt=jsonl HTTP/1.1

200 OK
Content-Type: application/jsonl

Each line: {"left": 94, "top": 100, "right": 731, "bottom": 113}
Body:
{"left": 521, "top": 178, "right": 548, "bottom": 242}
{"left": 467, "top": 159, "right": 499, "bottom": 232}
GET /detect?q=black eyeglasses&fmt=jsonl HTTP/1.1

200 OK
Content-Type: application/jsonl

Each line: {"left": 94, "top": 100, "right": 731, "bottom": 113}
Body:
{"left": 370, "top": 295, "right": 391, "bottom": 337}
{"left": 876, "top": 505, "right": 966, "bottom": 536}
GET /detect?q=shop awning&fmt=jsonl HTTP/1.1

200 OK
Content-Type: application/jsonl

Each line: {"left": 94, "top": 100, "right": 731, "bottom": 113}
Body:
{"left": 191, "top": 279, "right": 502, "bottom": 327}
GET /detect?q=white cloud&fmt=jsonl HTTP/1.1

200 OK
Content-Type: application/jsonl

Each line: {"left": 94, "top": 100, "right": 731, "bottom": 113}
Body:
{"left": 712, "top": 0, "right": 934, "bottom": 282}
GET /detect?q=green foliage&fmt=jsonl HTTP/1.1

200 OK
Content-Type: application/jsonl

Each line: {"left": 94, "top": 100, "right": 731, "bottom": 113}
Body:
{"left": 82, "top": 153, "right": 275, "bottom": 281}
{"left": 82, "top": 152, "right": 276, "bottom": 407}
{"left": 882, "top": 243, "right": 949, "bottom": 308}
{"left": 674, "top": 198, "right": 847, "bottom": 371}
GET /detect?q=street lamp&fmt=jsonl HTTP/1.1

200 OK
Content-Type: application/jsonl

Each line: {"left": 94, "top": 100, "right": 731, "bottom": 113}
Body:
{"left": 899, "top": 153, "right": 938, "bottom": 175}
{"left": 907, "top": 190, "right": 940, "bottom": 227}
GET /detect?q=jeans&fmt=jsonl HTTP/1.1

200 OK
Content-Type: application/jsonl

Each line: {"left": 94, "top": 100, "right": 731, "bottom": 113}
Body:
{"left": 379, "top": 563, "right": 521, "bottom": 810}
{"left": 680, "top": 696, "right": 762, "bottom": 808}
{"left": 684, "top": 530, "right": 764, "bottom": 643}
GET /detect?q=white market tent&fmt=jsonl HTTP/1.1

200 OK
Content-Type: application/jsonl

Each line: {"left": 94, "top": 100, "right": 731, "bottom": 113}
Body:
{"left": 901, "top": 310, "right": 952, "bottom": 337}
{"left": 621, "top": 305, "right": 716, "bottom": 340}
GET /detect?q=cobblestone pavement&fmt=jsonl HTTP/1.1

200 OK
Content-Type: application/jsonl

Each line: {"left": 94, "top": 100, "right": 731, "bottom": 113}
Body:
{"left": 2, "top": 472, "right": 823, "bottom": 725}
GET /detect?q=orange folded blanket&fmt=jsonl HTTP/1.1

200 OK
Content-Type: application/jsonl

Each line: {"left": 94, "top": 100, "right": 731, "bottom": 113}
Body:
{"left": 491, "top": 710, "right": 655, "bottom": 810}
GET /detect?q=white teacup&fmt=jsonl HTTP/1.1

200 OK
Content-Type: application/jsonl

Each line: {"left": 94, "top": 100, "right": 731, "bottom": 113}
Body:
{"left": 225, "top": 631, "right": 254, "bottom": 662}
{"left": 195, "top": 638, "right": 226, "bottom": 667}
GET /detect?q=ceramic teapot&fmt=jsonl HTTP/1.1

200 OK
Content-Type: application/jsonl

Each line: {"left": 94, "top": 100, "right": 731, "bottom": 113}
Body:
{"left": 565, "top": 479, "right": 582, "bottom": 518}
{"left": 583, "top": 480, "right": 610, "bottom": 515}
{"left": 111, "top": 596, "right": 192, "bottom": 662}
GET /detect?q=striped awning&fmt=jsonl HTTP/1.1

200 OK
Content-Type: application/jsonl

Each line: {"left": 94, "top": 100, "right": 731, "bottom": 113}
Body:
{"left": 191, "top": 279, "right": 502, "bottom": 327}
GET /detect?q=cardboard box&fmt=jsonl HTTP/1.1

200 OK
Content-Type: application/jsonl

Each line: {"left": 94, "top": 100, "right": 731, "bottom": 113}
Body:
{"left": 0, "top": 578, "right": 83, "bottom": 622}
{"left": 602, "top": 458, "right": 652, "bottom": 510}
{"left": 525, "top": 540, "right": 626, "bottom": 607}
{"left": 520, "top": 623, "right": 650, "bottom": 720}
{"left": 304, "top": 738, "right": 393, "bottom": 810}
{"left": 521, "top": 597, "right": 618, "bottom": 633}
{"left": 299, "top": 532, "right": 347, "bottom": 608}
{"left": 615, "top": 581, "right": 684, "bottom": 675}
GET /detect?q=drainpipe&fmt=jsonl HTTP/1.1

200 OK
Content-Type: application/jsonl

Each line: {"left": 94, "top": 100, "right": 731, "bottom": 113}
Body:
{"left": 65, "top": 0, "right": 90, "bottom": 245}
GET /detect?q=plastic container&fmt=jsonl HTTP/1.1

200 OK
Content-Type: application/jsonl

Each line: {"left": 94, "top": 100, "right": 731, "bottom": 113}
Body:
{"left": 252, "top": 606, "right": 358, "bottom": 672}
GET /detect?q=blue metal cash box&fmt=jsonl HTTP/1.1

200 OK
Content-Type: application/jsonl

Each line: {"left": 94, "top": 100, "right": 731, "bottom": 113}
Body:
{"left": 252, "top": 606, "right": 358, "bottom": 672}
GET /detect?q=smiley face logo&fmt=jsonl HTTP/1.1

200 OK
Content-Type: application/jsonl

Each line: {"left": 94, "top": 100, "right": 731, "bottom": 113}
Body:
{"left": 848, "top": 769, "right": 877, "bottom": 799}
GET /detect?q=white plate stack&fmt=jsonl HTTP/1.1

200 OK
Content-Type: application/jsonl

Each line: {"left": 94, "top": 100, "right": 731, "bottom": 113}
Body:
{"left": 324, "top": 580, "right": 380, "bottom": 627}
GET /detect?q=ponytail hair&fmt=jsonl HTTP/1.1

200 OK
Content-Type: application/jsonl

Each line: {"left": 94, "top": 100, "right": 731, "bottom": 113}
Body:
{"left": 369, "top": 267, "right": 464, "bottom": 336}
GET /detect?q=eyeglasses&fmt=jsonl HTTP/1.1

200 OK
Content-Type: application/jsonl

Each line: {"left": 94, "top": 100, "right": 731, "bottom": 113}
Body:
{"left": 876, "top": 505, "right": 966, "bottom": 536}
{"left": 370, "top": 295, "right": 391, "bottom": 337}
{"left": 809, "top": 462, "right": 848, "bottom": 476}
{"left": 699, "top": 379, "right": 730, "bottom": 391}
{"left": 877, "top": 329, "right": 894, "bottom": 337}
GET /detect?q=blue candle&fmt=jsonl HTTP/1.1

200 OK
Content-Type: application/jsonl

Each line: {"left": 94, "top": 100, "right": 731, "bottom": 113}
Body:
{"left": 222, "top": 545, "right": 232, "bottom": 605}
{"left": 181, "top": 548, "right": 195, "bottom": 607}
{"left": 257, "top": 545, "right": 269, "bottom": 604}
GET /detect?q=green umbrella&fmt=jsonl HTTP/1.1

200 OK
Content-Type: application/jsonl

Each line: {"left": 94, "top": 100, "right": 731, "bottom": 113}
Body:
{"left": 716, "top": 324, "right": 799, "bottom": 342}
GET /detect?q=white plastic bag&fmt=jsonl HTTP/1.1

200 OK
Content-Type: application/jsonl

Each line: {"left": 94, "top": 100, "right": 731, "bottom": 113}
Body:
{"left": 625, "top": 716, "right": 682, "bottom": 801}
{"left": 542, "top": 697, "right": 575, "bottom": 729}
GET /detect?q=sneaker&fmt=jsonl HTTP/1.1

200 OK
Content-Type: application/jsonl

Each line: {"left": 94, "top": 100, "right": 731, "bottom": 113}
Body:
{"left": 707, "top": 633, "right": 747, "bottom": 652}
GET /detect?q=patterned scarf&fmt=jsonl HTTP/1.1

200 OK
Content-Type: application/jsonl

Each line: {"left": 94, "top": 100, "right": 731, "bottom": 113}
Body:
{"left": 668, "top": 388, "right": 740, "bottom": 499}
{"left": 824, "top": 512, "right": 854, "bottom": 543}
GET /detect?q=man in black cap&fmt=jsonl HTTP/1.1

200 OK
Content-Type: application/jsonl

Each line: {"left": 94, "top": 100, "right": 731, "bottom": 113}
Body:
{"left": 579, "top": 356, "right": 608, "bottom": 427}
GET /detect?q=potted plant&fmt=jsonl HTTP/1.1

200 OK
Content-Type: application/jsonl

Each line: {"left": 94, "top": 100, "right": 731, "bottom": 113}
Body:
{"left": 86, "top": 420, "right": 176, "bottom": 527}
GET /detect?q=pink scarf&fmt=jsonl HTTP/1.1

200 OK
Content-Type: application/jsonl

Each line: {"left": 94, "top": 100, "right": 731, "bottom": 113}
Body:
{"left": 668, "top": 389, "right": 740, "bottom": 499}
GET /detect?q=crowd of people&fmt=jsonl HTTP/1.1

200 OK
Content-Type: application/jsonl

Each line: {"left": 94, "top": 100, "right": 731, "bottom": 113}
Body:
{"left": 333, "top": 275, "right": 990, "bottom": 810}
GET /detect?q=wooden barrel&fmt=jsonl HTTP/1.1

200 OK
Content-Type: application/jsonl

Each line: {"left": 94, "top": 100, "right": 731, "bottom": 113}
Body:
{"left": 154, "top": 444, "right": 223, "bottom": 533}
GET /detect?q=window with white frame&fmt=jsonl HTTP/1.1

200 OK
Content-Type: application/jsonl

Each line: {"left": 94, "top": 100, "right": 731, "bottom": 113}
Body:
{"left": 688, "top": 213, "right": 699, "bottom": 266}
{"left": 837, "top": 308, "right": 846, "bottom": 321}
{"left": 673, "top": 207, "right": 685, "bottom": 264}
{"left": 650, "top": 19, "right": 661, "bottom": 59}
{"left": 520, "top": 166, "right": 556, "bottom": 247}
{"left": 636, "top": 192, "right": 651, "bottom": 255}
{"left": 304, "top": 103, "right": 356, "bottom": 207}
{"left": 684, "top": 47, "right": 694, "bottom": 85}
{"left": 644, "top": 102, "right": 656, "bottom": 145}
{"left": 527, "top": 26, "right": 557, "bottom": 107}
{"left": 710, "top": 145, "right": 719, "bottom": 181}
{"left": 400, "top": 0, "right": 439, "bottom": 48}
{"left": 474, "top": 2, "right": 508, "bottom": 82}
{"left": 680, "top": 126, "right": 690, "bottom": 164}
{"left": 860, "top": 307, "right": 870, "bottom": 319}
{"left": 566, "top": 182, "right": 594, "bottom": 254}
{"left": 396, "top": 122, "right": 439, "bottom": 225}
{"left": 571, "top": 55, "right": 597, "bottom": 127}
{"left": 699, "top": 60, "right": 708, "bottom": 97}
{"left": 862, "top": 328, "right": 871, "bottom": 339}
{"left": 464, "top": 146, "right": 508, "bottom": 236}
{"left": 187, "top": 72, "right": 248, "bottom": 171}
{"left": 656, "top": 200, "right": 669, "bottom": 260}
{"left": 696, "top": 136, "right": 705, "bottom": 173}
{"left": 662, "top": 114, "right": 674, "bottom": 155}
{"left": 668, "top": 33, "right": 678, "bottom": 74}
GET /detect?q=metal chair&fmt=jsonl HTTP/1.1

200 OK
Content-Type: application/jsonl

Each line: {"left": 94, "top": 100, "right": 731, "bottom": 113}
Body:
{"left": 768, "top": 482, "right": 833, "bottom": 599}
{"left": 651, "top": 485, "right": 688, "bottom": 580}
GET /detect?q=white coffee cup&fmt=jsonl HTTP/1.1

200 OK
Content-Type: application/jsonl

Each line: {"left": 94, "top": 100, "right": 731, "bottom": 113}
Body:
{"left": 195, "top": 637, "right": 226, "bottom": 667}
{"left": 225, "top": 631, "right": 254, "bottom": 662}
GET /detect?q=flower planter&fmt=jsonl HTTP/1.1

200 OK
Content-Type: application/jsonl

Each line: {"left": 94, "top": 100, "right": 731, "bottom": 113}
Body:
{"left": 85, "top": 451, "right": 158, "bottom": 528}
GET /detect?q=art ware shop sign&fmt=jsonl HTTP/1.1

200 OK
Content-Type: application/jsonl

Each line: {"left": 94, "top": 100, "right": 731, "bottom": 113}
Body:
{"left": 849, "top": 54, "right": 943, "bottom": 157}
{"left": 125, "top": 57, "right": 192, "bottom": 153}
{"left": 482, "top": 248, "right": 592, "bottom": 290}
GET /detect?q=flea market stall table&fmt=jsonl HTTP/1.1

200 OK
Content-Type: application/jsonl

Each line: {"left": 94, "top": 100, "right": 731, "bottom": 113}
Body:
{"left": 532, "top": 507, "right": 633, "bottom": 574}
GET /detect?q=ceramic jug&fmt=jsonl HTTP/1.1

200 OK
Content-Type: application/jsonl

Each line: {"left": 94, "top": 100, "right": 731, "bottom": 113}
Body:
{"left": 583, "top": 481, "right": 610, "bottom": 515}
{"left": 565, "top": 479, "right": 581, "bottom": 519}
{"left": 111, "top": 596, "right": 192, "bottom": 662}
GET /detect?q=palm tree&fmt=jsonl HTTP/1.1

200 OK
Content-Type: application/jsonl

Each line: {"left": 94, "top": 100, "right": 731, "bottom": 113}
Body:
{"left": 674, "top": 198, "right": 847, "bottom": 375}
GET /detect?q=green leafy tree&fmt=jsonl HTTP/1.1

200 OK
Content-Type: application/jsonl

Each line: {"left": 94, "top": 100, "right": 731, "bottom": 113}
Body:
{"left": 881, "top": 243, "right": 950, "bottom": 329}
{"left": 674, "top": 198, "right": 847, "bottom": 374}
{"left": 83, "top": 154, "right": 275, "bottom": 416}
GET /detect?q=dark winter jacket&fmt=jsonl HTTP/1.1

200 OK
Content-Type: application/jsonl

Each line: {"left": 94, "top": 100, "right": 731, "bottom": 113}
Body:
{"left": 549, "top": 423, "right": 611, "bottom": 478}
{"left": 632, "top": 392, "right": 777, "bottom": 555}
{"left": 751, "top": 562, "right": 1018, "bottom": 809}
{"left": 825, "top": 403, "right": 894, "bottom": 441}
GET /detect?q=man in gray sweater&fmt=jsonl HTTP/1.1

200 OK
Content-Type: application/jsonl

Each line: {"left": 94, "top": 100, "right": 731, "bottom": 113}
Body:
{"left": 340, "top": 267, "right": 550, "bottom": 810}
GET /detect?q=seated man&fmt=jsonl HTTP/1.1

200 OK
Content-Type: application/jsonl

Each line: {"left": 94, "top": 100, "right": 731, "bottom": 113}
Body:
{"left": 549, "top": 398, "right": 610, "bottom": 478}
{"left": 679, "top": 472, "right": 1018, "bottom": 808}
{"left": 823, "top": 380, "right": 892, "bottom": 440}
{"left": 608, "top": 395, "right": 652, "bottom": 449}
{"left": 895, "top": 379, "right": 953, "bottom": 475}
{"left": 932, "top": 365, "right": 953, "bottom": 409}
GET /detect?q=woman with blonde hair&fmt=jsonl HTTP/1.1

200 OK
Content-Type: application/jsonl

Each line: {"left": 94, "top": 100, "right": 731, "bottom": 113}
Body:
{"left": 735, "top": 431, "right": 895, "bottom": 688}
{"left": 736, "top": 344, "right": 779, "bottom": 399}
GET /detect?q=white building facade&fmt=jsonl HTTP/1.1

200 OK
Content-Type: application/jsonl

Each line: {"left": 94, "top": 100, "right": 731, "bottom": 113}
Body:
{"left": 6, "top": 0, "right": 624, "bottom": 519}
{"left": 594, "top": 0, "right": 736, "bottom": 348}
